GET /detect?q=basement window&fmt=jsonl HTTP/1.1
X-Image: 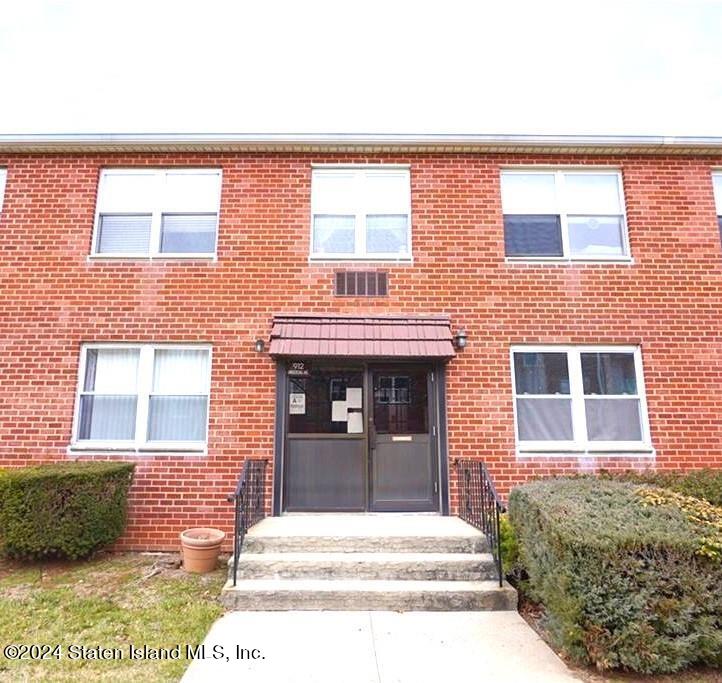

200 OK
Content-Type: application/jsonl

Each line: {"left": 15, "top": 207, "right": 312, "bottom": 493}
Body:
{"left": 501, "top": 170, "right": 630, "bottom": 261}
{"left": 91, "top": 168, "right": 222, "bottom": 258}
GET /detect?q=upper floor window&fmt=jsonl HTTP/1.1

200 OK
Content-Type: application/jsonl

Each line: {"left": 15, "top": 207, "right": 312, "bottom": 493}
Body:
{"left": 72, "top": 344, "right": 211, "bottom": 451}
{"left": 712, "top": 172, "right": 722, "bottom": 241}
{"left": 92, "top": 169, "right": 222, "bottom": 257}
{"left": 311, "top": 167, "right": 411, "bottom": 260}
{"left": 511, "top": 345, "right": 651, "bottom": 454}
{"left": 0, "top": 168, "right": 6, "bottom": 217}
{"left": 501, "top": 170, "right": 629, "bottom": 261}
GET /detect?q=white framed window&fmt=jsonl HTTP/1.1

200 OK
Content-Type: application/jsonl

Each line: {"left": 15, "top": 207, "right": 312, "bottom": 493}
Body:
{"left": 0, "top": 168, "right": 6, "bottom": 216}
{"left": 92, "top": 168, "right": 222, "bottom": 258}
{"left": 501, "top": 169, "right": 630, "bottom": 261}
{"left": 712, "top": 172, "right": 722, "bottom": 243}
{"left": 71, "top": 344, "right": 211, "bottom": 452}
{"left": 510, "top": 345, "right": 652, "bottom": 454}
{"left": 310, "top": 166, "right": 412, "bottom": 260}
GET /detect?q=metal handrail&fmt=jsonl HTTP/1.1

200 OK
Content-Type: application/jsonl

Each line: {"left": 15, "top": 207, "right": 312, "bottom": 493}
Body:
{"left": 227, "top": 459, "right": 268, "bottom": 587}
{"left": 455, "top": 459, "right": 505, "bottom": 587}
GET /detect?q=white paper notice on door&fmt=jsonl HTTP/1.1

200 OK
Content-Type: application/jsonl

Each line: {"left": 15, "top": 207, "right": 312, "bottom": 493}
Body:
{"left": 289, "top": 393, "right": 306, "bottom": 415}
{"left": 347, "top": 411, "right": 363, "bottom": 433}
{"left": 346, "top": 388, "right": 363, "bottom": 409}
{"left": 331, "top": 400, "right": 348, "bottom": 422}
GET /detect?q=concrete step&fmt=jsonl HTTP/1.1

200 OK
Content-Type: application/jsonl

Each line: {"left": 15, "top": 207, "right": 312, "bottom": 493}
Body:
{"left": 242, "top": 515, "right": 488, "bottom": 554}
{"left": 220, "top": 578, "right": 517, "bottom": 611}
{"left": 229, "top": 552, "right": 498, "bottom": 581}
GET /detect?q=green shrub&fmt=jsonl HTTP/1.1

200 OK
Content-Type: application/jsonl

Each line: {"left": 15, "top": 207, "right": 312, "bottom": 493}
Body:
{"left": 509, "top": 478, "right": 722, "bottom": 674}
{"left": 0, "top": 462, "right": 135, "bottom": 560}
{"left": 499, "top": 513, "right": 520, "bottom": 576}
{"left": 602, "top": 468, "right": 722, "bottom": 506}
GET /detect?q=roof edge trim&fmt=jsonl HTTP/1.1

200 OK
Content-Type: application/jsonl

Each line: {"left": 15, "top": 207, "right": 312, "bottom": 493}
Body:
{"left": 1, "top": 132, "right": 722, "bottom": 155}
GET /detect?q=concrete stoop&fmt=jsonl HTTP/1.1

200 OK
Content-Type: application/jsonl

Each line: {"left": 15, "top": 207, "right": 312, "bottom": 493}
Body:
{"left": 221, "top": 515, "right": 517, "bottom": 612}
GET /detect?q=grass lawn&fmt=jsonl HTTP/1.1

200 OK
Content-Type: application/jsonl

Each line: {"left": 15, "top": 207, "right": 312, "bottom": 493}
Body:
{"left": 0, "top": 552, "right": 226, "bottom": 682}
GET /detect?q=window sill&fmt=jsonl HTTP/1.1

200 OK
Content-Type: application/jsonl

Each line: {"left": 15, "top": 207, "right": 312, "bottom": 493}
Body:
{"left": 68, "top": 444, "right": 207, "bottom": 456}
{"left": 505, "top": 256, "right": 634, "bottom": 265}
{"left": 87, "top": 254, "right": 217, "bottom": 262}
{"left": 309, "top": 255, "right": 413, "bottom": 264}
{"left": 517, "top": 447, "right": 655, "bottom": 458}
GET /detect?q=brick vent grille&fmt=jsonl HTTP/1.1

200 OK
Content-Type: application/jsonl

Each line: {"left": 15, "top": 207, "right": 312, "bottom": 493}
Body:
{"left": 334, "top": 271, "right": 389, "bottom": 296}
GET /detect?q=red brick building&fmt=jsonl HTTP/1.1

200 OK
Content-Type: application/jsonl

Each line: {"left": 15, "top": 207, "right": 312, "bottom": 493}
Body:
{"left": 0, "top": 133, "right": 720, "bottom": 550}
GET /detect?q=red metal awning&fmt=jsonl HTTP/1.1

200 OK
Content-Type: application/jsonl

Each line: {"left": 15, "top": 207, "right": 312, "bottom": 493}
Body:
{"left": 269, "top": 315, "right": 455, "bottom": 359}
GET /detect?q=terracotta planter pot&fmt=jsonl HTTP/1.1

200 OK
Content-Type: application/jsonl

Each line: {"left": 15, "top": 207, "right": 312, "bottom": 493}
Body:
{"left": 180, "top": 528, "right": 226, "bottom": 573}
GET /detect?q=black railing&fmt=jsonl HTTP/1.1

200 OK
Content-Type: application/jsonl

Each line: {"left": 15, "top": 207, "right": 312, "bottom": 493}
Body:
{"left": 456, "top": 459, "right": 505, "bottom": 587}
{"left": 227, "top": 459, "right": 268, "bottom": 587}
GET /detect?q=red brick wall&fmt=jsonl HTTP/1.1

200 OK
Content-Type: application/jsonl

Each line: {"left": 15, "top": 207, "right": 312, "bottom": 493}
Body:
{"left": 0, "top": 151, "right": 720, "bottom": 550}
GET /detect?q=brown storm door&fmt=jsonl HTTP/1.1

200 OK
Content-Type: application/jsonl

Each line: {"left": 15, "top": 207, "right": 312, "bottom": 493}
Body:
{"left": 369, "top": 366, "right": 438, "bottom": 512}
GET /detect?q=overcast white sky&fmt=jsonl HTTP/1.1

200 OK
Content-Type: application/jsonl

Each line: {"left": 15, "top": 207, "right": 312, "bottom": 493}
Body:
{"left": 0, "top": 0, "right": 720, "bottom": 136}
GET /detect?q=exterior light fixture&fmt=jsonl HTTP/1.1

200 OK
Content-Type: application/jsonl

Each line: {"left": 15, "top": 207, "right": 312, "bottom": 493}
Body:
{"left": 254, "top": 339, "right": 266, "bottom": 353}
{"left": 454, "top": 328, "right": 468, "bottom": 350}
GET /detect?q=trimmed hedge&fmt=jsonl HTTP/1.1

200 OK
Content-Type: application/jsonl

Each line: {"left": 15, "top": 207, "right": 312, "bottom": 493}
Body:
{"left": 602, "top": 468, "right": 722, "bottom": 506}
{"left": 509, "top": 478, "right": 722, "bottom": 674}
{"left": 0, "top": 462, "right": 135, "bottom": 560}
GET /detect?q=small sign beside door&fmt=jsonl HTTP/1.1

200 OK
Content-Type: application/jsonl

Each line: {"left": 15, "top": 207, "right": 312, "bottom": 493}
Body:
{"left": 289, "top": 393, "right": 306, "bottom": 414}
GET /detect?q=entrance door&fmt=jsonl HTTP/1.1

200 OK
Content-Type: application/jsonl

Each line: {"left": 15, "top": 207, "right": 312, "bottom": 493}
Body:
{"left": 284, "top": 367, "right": 366, "bottom": 512}
{"left": 369, "top": 366, "right": 438, "bottom": 511}
{"left": 281, "top": 362, "right": 440, "bottom": 513}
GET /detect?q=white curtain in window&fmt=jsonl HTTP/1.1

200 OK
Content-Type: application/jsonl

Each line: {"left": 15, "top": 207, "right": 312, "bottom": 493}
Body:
{"left": 585, "top": 399, "right": 642, "bottom": 441}
{"left": 79, "top": 396, "right": 138, "bottom": 440}
{"left": 148, "top": 349, "right": 209, "bottom": 441}
{"left": 86, "top": 348, "right": 139, "bottom": 392}
{"left": 79, "top": 348, "right": 139, "bottom": 440}
{"left": 365, "top": 215, "right": 408, "bottom": 253}
{"left": 516, "top": 398, "right": 573, "bottom": 441}
{"left": 152, "top": 349, "right": 209, "bottom": 393}
{"left": 312, "top": 215, "right": 355, "bottom": 254}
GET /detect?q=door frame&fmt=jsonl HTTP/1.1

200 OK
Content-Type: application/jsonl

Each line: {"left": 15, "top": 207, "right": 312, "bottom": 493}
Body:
{"left": 272, "top": 358, "right": 450, "bottom": 515}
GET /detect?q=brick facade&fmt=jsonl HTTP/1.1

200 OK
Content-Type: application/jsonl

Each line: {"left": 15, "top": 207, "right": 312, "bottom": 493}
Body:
{"left": 0, "top": 149, "right": 720, "bottom": 550}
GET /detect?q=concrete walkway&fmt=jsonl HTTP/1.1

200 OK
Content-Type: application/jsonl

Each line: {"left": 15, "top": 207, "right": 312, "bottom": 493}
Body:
{"left": 182, "top": 611, "right": 581, "bottom": 683}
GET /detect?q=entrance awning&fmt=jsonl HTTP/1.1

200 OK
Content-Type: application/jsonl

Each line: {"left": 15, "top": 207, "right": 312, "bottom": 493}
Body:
{"left": 269, "top": 315, "right": 455, "bottom": 359}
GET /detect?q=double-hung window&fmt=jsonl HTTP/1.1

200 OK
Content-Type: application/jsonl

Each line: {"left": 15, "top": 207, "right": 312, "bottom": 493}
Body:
{"left": 712, "top": 172, "right": 722, "bottom": 243}
{"left": 311, "top": 167, "right": 411, "bottom": 260}
{"left": 511, "top": 346, "right": 651, "bottom": 453}
{"left": 73, "top": 344, "right": 211, "bottom": 451}
{"left": 501, "top": 170, "right": 629, "bottom": 260}
{"left": 92, "top": 169, "right": 222, "bottom": 257}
